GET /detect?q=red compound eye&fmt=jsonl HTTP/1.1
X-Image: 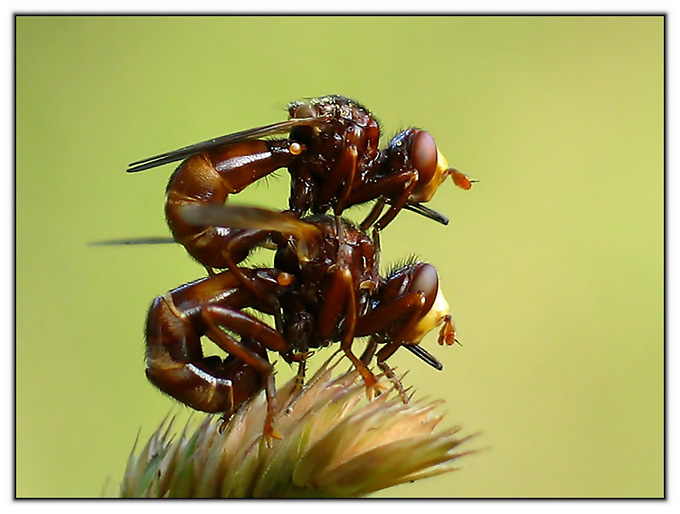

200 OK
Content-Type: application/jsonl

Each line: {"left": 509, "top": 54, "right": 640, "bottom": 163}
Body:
{"left": 411, "top": 131, "right": 438, "bottom": 184}
{"left": 409, "top": 263, "right": 439, "bottom": 313}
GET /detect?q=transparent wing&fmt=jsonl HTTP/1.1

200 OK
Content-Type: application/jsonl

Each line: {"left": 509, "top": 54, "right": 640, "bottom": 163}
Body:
{"left": 126, "top": 115, "right": 330, "bottom": 173}
{"left": 89, "top": 237, "right": 177, "bottom": 246}
{"left": 179, "top": 204, "right": 322, "bottom": 244}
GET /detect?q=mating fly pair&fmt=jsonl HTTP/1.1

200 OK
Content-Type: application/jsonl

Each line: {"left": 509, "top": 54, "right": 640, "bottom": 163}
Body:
{"left": 127, "top": 95, "right": 473, "bottom": 442}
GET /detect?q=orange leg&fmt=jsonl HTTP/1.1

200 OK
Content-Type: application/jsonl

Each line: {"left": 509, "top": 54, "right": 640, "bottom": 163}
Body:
{"left": 375, "top": 342, "right": 409, "bottom": 403}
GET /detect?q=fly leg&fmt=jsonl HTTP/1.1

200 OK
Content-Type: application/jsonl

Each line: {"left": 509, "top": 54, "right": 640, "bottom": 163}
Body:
{"left": 355, "top": 292, "right": 429, "bottom": 402}
{"left": 360, "top": 337, "right": 378, "bottom": 365}
{"left": 359, "top": 198, "right": 386, "bottom": 232}
{"left": 202, "top": 305, "right": 291, "bottom": 446}
{"left": 375, "top": 342, "right": 410, "bottom": 403}
{"left": 317, "top": 266, "right": 383, "bottom": 399}
{"left": 317, "top": 126, "right": 361, "bottom": 214}
{"left": 345, "top": 169, "right": 419, "bottom": 230}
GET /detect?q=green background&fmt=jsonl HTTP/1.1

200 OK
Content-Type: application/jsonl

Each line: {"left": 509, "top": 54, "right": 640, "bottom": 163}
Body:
{"left": 16, "top": 16, "right": 663, "bottom": 498}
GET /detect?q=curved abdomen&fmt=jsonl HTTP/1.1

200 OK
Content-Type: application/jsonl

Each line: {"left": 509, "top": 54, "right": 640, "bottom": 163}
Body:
{"left": 165, "top": 140, "right": 299, "bottom": 269}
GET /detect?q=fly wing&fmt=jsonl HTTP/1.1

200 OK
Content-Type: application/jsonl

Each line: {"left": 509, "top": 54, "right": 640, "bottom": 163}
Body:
{"left": 126, "top": 115, "right": 330, "bottom": 173}
{"left": 89, "top": 237, "right": 177, "bottom": 246}
{"left": 179, "top": 204, "right": 322, "bottom": 244}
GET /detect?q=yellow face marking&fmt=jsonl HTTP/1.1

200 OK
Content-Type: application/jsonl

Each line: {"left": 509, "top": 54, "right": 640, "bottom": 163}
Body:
{"left": 404, "top": 282, "right": 451, "bottom": 344}
{"left": 408, "top": 149, "right": 453, "bottom": 203}
{"left": 435, "top": 148, "right": 450, "bottom": 172}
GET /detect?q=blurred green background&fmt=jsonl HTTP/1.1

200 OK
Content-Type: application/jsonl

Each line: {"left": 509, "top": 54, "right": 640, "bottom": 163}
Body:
{"left": 16, "top": 16, "right": 663, "bottom": 498}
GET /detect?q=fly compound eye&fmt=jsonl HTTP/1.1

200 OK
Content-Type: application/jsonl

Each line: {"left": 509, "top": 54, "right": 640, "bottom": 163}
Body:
{"left": 410, "top": 263, "right": 439, "bottom": 313}
{"left": 400, "top": 263, "right": 450, "bottom": 344}
{"left": 411, "top": 131, "right": 438, "bottom": 184}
